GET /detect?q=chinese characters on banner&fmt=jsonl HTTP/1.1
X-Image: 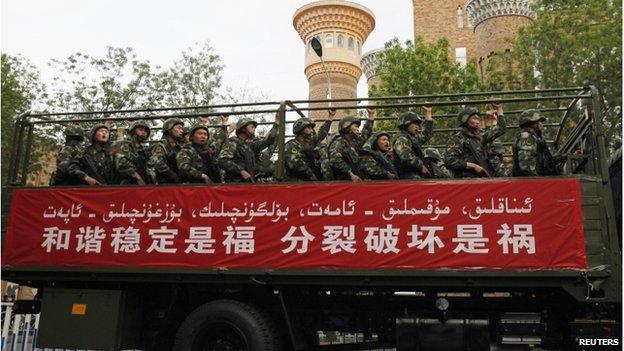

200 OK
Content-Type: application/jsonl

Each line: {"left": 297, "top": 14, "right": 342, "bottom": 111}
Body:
{"left": 3, "top": 179, "right": 586, "bottom": 270}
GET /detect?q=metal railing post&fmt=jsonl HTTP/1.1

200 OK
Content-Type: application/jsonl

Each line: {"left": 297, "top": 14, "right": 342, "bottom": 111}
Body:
{"left": 275, "top": 102, "right": 287, "bottom": 180}
{"left": 20, "top": 123, "right": 35, "bottom": 185}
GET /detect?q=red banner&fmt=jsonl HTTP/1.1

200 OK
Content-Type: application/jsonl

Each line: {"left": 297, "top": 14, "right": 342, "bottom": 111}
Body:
{"left": 3, "top": 179, "right": 586, "bottom": 270}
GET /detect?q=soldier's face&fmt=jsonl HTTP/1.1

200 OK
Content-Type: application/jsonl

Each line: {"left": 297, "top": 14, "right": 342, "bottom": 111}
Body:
{"left": 349, "top": 123, "right": 360, "bottom": 135}
{"left": 170, "top": 124, "right": 184, "bottom": 139}
{"left": 467, "top": 115, "right": 480, "bottom": 128}
{"left": 134, "top": 127, "right": 149, "bottom": 141}
{"left": 537, "top": 121, "right": 545, "bottom": 133}
{"left": 192, "top": 129, "right": 208, "bottom": 145}
{"left": 407, "top": 122, "right": 420, "bottom": 134}
{"left": 245, "top": 124, "right": 256, "bottom": 137}
{"left": 302, "top": 126, "right": 315, "bottom": 137}
{"left": 376, "top": 135, "right": 390, "bottom": 152}
{"left": 95, "top": 128, "right": 109, "bottom": 143}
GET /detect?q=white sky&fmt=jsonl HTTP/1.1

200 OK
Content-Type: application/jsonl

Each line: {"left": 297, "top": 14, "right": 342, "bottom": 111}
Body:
{"left": 1, "top": 0, "right": 413, "bottom": 103}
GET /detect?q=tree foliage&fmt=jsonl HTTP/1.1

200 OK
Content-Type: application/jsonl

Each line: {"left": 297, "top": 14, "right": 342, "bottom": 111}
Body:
{"left": 369, "top": 37, "right": 484, "bottom": 142}
{"left": 1, "top": 53, "right": 51, "bottom": 185}
{"left": 510, "top": 0, "right": 622, "bottom": 148}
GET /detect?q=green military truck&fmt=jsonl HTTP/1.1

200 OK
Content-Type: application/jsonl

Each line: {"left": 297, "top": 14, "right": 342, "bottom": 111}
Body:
{"left": 2, "top": 86, "right": 620, "bottom": 350}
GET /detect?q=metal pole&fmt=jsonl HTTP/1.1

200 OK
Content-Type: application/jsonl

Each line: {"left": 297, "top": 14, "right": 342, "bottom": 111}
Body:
{"left": 319, "top": 57, "right": 332, "bottom": 107}
{"left": 275, "top": 102, "right": 287, "bottom": 180}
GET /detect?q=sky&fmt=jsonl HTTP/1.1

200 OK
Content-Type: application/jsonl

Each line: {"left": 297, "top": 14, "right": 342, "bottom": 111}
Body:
{"left": 1, "top": 0, "right": 413, "bottom": 103}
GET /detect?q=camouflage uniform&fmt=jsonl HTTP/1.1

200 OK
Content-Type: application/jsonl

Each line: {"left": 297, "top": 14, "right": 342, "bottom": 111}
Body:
{"left": 50, "top": 125, "right": 87, "bottom": 186}
{"left": 176, "top": 124, "right": 227, "bottom": 183}
{"left": 359, "top": 132, "right": 398, "bottom": 180}
{"left": 284, "top": 117, "right": 331, "bottom": 181}
{"left": 113, "top": 121, "right": 152, "bottom": 184}
{"left": 487, "top": 143, "right": 509, "bottom": 177}
{"left": 218, "top": 119, "right": 277, "bottom": 183}
{"left": 328, "top": 116, "right": 373, "bottom": 180}
{"left": 422, "top": 148, "right": 451, "bottom": 179}
{"left": 444, "top": 106, "right": 506, "bottom": 178}
{"left": 393, "top": 113, "right": 433, "bottom": 179}
{"left": 513, "top": 110, "right": 566, "bottom": 176}
{"left": 149, "top": 118, "right": 185, "bottom": 184}
{"left": 315, "top": 141, "right": 333, "bottom": 181}
{"left": 81, "top": 124, "right": 117, "bottom": 184}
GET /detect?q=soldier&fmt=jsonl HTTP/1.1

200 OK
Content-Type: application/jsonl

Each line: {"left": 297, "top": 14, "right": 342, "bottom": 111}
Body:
{"left": 393, "top": 106, "right": 434, "bottom": 179}
{"left": 488, "top": 143, "right": 509, "bottom": 177}
{"left": 81, "top": 124, "right": 117, "bottom": 185}
{"left": 328, "top": 109, "right": 374, "bottom": 182}
{"left": 177, "top": 122, "right": 227, "bottom": 183}
{"left": 444, "top": 103, "right": 506, "bottom": 177}
{"left": 360, "top": 131, "right": 398, "bottom": 180}
{"left": 50, "top": 125, "right": 98, "bottom": 186}
{"left": 149, "top": 118, "right": 185, "bottom": 184}
{"left": 513, "top": 109, "right": 568, "bottom": 176}
{"left": 114, "top": 121, "right": 152, "bottom": 185}
{"left": 218, "top": 117, "right": 278, "bottom": 183}
{"left": 422, "top": 147, "right": 451, "bottom": 179}
{"left": 284, "top": 110, "right": 334, "bottom": 181}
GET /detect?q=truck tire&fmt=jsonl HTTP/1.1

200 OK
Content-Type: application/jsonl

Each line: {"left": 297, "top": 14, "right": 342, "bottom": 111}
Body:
{"left": 172, "top": 299, "right": 281, "bottom": 351}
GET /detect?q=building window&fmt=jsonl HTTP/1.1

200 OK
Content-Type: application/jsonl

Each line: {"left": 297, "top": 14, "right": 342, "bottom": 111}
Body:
{"left": 457, "top": 6, "right": 464, "bottom": 28}
{"left": 337, "top": 35, "right": 344, "bottom": 48}
{"left": 325, "top": 34, "right": 333, "bottom": 48}
{"left": 348, "top": 37, "right": 354, "bottom": 51}
{"left": 357, "top": 41, "right": 361, "bottom": 54}
{"left": 455, "top": 47, "right": 467, "bottom": 67}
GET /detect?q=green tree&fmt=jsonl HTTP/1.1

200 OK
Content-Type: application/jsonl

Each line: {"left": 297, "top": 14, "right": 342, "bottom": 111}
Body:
{"left": 1, "top": 53, "right": 49, "bottom": 185}
{"left": 510, "top": 0, "right": 622, "bottom": 148}
{"left": 369, "top": 37, "right": 484, "bottom": 143}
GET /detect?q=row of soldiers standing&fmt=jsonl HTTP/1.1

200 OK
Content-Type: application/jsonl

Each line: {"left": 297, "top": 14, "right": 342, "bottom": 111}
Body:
{"left": 51, "top": 103, "right": 568, "bottom": 186}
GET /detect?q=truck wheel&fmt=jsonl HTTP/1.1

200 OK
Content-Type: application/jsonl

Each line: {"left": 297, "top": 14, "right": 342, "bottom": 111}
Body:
{"left": 172, "top": 299, "right": 281, "bottom": 351}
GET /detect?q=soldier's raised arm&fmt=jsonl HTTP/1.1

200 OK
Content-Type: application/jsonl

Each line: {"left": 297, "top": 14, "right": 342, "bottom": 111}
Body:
{"left": 208, "top": 115, "right": 230, "bottom": 154}
{"left": 357, "top": 109, "right": 375, "bottom": 147}
{"left": 313, "top": 109, "right": 335, "bottom": 146}
{"left": 253, "top": 119, "right": 278, "bottom": 153}
{"left": 414, "top": 105, "right": 433, "bottom": 145}
{"left": 483, "top": 103, "right": 506, "bottom": 145}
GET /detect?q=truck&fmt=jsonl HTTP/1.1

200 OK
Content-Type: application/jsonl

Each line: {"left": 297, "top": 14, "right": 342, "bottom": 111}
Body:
{"left": 1, "top": 86, "right": 621, "bottom": 350}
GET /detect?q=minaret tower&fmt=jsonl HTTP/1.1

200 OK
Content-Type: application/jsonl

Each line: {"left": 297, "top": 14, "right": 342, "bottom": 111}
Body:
{"left": 293, "top": 0, "right": 375, "bottom": 120}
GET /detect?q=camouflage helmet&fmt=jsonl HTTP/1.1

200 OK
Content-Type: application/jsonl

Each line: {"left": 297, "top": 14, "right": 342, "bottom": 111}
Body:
{"left": 89, "top": 124, "right": 109, "bottom": 143}
{"left": 292, "top": 117, "right": 316, "bottom": 135}
{"left": 338, "top": 116, "right": 360, "bottom": 134}
{"left": 182, "top": 126, "right": 190, "bottom": 136}
{"left": 236, "top": 118, "right": 258, "bottom": 134}
{"left": 162, "top": 118, "right": 184, "bottom": 135}
{"left": 65, "top": 125, "right": 85, "bottom": 141}
{"left": 488, "top": 143, "right": 506, "bottom": 156}
{"left": 398, "top": 112, "right": 424, "bottom": 129}
{"left": 518, "top": 109, "right": 546, "bottom": 128}
{"left": 423, "top": 147, "right": 443, "bottom": 161}
{"left": 365, "top": 131, "right": 391, "bottom": 151}
{"left": 128, "top": 121, "right": 151, "bottom": 138}
{"left": 189, "top": 123, "right": 209, "bottom": 137}
{"left": 458, "top": 106, "right": 479, "bottom": 126}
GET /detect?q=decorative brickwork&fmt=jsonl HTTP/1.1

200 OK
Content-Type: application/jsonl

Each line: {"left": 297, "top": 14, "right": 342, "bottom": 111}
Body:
{"left": 412, "top": 0, "right": 477, "bottom": 61}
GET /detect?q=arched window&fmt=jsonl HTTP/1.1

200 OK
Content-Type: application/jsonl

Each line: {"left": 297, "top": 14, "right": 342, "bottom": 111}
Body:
{"left": 348, "top": 37, "right": 354, "bottom": 51}
{"left": 457, "top": 6, "right": 464, "bottom": 28}
{"left": 325, "top": 34, "right": 333, "bottom": 48}
{"left": 337, "top": 34, "right": 344, "bottom": 48}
